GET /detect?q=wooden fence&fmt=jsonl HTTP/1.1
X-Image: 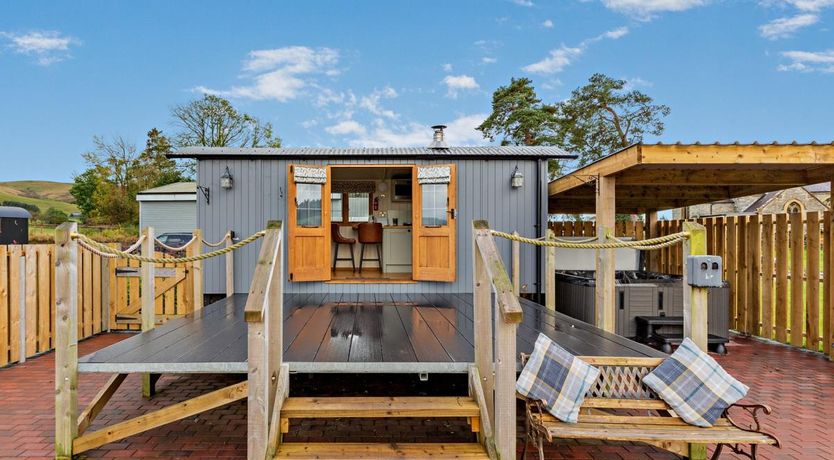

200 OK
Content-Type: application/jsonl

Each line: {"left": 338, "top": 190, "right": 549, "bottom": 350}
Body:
{"left": 0, "top": 244, "right": 198, "bottom": 367}
{"left": 656, "top": 212, "right": 834, "bottom": 358}
{"left": 549, "top": 219, "right": 644, "bottom": 239}
{"left": 0, "top": 245, "right": 109, "bottom": 367}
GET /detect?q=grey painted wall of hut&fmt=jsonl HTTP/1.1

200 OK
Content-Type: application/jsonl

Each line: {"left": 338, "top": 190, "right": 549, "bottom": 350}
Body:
{"left": 171, "top": 146, "right": 570, "bottom": 296}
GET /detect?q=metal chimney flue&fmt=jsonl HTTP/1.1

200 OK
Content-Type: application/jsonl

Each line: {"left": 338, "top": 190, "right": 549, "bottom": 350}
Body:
{"left": 428, "top": 124, "right": 448, "bottom": 149}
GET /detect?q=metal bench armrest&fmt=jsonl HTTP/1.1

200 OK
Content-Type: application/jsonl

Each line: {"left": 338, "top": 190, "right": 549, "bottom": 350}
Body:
{"left": 724, "top": 403, "right": 781, "bottom": 448}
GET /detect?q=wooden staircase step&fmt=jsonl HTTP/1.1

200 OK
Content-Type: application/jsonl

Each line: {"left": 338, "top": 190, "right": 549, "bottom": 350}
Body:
{"left": 280, "top": 396, "right": 480, "bottom": 419}
{"left": 274, "top": 442, "right": 489, "bottom": 459}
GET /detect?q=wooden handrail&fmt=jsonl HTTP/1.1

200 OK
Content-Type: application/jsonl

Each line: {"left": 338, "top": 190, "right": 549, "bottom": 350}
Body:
{"left": 244, "top": 221, "right": 283, "bottom": 323}
{"left": 473, "top": 220, "right": 523, "bottom": 324}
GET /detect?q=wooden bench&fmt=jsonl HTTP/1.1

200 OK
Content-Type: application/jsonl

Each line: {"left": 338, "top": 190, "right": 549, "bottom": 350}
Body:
{"left": 520, "top": 356, "right": 779, "bottom": 460}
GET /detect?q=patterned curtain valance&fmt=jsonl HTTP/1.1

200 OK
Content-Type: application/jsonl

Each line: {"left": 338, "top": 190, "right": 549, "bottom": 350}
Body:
{"left": 293, "top": 166, "right": 327, "bottom": 184}
{"left": 417, "top": 166, "right": 451, "bottom": 184}
{"left": 332, "top": 181, "right": 376, "bottom": 194}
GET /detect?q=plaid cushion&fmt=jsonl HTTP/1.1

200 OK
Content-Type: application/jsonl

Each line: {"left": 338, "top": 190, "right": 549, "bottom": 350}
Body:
{"left": 516, "top": 333, "right": 600, "bottom": 423}
{"left": 643, "top": 337, "right": 748, "bottom": 427}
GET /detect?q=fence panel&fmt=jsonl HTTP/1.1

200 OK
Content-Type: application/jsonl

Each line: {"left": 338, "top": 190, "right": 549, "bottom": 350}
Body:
{"left": 655, "top": 212, "right": 833, "bottom": 355}
{"left": 1, "top": 245, "right": 108, "bottom": 367}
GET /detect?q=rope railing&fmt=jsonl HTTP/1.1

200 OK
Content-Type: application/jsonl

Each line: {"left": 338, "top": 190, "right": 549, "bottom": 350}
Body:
{"left": 202, "top": 232, "right": 231, "bottom": 248}
{"left": 490, "top": 229, "right": 690, "bottom": 250}
{"left": 71, "top": 230, "right": 266, "bottom": 264}
{"left": 153, "top": 235, "right": 198, "bottom": 252}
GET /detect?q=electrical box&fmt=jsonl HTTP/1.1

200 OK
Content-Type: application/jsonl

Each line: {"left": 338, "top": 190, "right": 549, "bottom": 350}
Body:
{"left": 686, "top": 255, "right": 723, "bottom": 288}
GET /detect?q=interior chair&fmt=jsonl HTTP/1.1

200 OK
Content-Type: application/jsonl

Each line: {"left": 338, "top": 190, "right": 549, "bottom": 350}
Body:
{"left": 357, "top": 222, "right": 383, "bottom": 272}
{"left": 331, "top": 223, "right": 356, "bottom": 271}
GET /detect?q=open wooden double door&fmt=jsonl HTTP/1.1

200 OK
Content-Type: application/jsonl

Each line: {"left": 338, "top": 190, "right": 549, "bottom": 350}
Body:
{"left": 287, "top": 164, "right": 456, "bottom": 282}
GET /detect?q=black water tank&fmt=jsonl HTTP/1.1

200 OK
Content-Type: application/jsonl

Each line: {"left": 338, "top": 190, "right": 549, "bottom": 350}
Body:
{"left": 0, "top": 207, "right": 31, "bottom": 244}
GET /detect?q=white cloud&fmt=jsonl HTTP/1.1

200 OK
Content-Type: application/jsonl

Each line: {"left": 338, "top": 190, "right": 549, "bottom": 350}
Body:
{"left": 777, "top": 49, "right": 834, "bottom": 72}
{"left": 523, "top": 46, "right": 583, "bottom": 74}
{"left": 360, "top": 86, "right": 398, "bottom": 118}
{"left": 195, "top": 46, "right": 340, "bottom": 102}
{"left": 443, "top": 74, "right": 480, "bottom": 97}
{"left": 600, "top": 0, "right": 706, "bottom": 19}
{"left": 512, "top": 0, "right": 535, "bottom": 6}
{"left": 442, "top": 63, "right": 453, "bottom": 72}
{"left": 775, "top": 0, "right": 834, "bottom": 11}
{"left": 326, "top": 120, "right": 366, "bottom": 135}
{"left": 1, "top": 30, "right": 80, "bottom": 65}
{"left": 542, "top": 19, "right": 554, "bottom": 28}
{"left": 759, "top": 13, "right": 819, "bottom": 38}
{"left": 523, "top": 27, "right": 628, "bottom": 74}
{"left": 346, "top": 114, "right": 488, "bottom": 147}
{"left": 481, "top": 56, "right": 498, "bottom": 64}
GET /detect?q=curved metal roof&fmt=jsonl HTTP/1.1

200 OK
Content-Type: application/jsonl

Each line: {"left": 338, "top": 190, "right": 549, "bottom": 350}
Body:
{"left": 0, "top": 206, "right": 32, "bottom": 219}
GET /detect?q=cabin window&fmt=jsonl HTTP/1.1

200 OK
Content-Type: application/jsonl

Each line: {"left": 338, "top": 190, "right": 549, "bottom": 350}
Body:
{"left": 331, "top": 192, "right": 373, "bottom": 223}
{"left": 421, "top": 183, "right": 448, "bottom": 227}
{"left": 296, "top": 183, "right": 323, "bottom": 227}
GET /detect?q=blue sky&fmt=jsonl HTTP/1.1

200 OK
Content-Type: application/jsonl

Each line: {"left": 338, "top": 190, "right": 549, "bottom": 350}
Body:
{"left": 1, "top": 0, "right": 833, "bottom": 182}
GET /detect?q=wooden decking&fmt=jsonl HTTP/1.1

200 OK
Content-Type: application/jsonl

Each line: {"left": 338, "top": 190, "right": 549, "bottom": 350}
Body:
{"left": 78, "top": 293, "right": 662, "bottom": 374}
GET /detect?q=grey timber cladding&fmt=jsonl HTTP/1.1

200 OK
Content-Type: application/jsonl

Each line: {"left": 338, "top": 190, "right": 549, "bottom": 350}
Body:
{"left": 197, "top": 157, "right": 549, "bottom": 295}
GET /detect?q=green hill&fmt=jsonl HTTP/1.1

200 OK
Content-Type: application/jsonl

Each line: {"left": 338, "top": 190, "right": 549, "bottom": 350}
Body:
{"left": 0, "top": 181, "right": 78, "bottom": 215}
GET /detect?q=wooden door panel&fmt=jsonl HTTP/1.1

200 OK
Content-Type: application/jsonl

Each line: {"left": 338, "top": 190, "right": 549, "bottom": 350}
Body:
{"left": 288, "top": 164, "right": 331, "bottom": 282}
{"left": 412, "top": 164, "right": 456, "bottom": 282}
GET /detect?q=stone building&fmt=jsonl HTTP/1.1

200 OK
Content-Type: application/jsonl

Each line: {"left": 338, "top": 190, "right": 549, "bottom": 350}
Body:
{"left": 672, "top": 182, "right": 830, "bottom": 219}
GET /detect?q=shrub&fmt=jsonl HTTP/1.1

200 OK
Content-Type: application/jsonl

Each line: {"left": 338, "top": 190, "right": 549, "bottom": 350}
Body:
{"left": 42, "top": 207, "right": 69, "bottom": 225}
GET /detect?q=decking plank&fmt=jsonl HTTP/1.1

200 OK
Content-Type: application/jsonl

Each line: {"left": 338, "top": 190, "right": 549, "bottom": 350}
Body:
{"left": 380, "top": 293, "right": 418, "bottom": 362}
{"left": 284, "top": 294, "right": 340, "bottom": 362}
{"left": 396, "top": 295, "right": 452, "bottom": 363}
{"left": 314, "top": 293, "right": 356, "bottom": 362}
{"left": 411, "top": 294, "right": 473, "bottom": 362}
{"left": 349, "top": 299, "right": 384, "bottom": 362}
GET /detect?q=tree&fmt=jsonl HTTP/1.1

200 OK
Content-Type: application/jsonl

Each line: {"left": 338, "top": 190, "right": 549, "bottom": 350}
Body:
{"left": 71, "top": 130, "right": 187, "bottom": 225}
{"left": 69, "top": 169, "right": 100, "bottom": 219}
{"left": 171, "top": 94, "right": 282, "bottom": 148}
{"left": 477, "top": 78, "right": 563, "bottom": 177}
{"left": 555, "top": 73, "right": 670, "bottom": 166}
{"left": 42, "top": 207, "right": 68, "bottom": 225}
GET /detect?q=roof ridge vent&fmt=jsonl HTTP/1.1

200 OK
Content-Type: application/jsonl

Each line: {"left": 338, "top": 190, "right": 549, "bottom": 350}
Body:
{"left": 428, "top": 125, "right": 448, "bottom": 149}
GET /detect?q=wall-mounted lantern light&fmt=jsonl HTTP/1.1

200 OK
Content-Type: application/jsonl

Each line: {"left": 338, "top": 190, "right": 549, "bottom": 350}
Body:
{"left": 220, "top": 166, "right": 234, "bottom": 190}
{"left": 511, "top": 165, "right": 524, "bottom": 188}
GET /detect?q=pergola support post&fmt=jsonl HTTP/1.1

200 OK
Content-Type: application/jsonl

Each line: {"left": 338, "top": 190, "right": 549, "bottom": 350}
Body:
{"left": 829, "top": 184, "right": 834, "bottom": 360}
{"left": 595, "top": 174, "right": 616, "bottom": 333}
{"left": 682, "top": 221, "right": 709, "bottom": 350}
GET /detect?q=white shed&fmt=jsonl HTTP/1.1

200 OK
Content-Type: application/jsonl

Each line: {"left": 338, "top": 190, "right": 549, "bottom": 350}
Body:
{"left": 136, "top": 182, "right": 196, "bottom": 234}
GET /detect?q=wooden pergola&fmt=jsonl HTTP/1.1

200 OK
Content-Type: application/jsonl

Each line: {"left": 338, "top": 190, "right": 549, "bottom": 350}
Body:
{"left": 548, "top": 142, "right": 834, "bottom": 336}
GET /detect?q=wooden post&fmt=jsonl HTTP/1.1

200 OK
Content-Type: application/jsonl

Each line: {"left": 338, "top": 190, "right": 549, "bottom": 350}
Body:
{"left": 101, "top": 255, "right": 111, "bottom": 333}
{"left": 682, "top": 221, "right": 708, "bottom": 351}
{"left": 646, "top": 210, "right": 658, "bottom": 272}
{"left": 545, "top": 228, "right": 556, "bottom": 311}
{"left": 225, "top": 233, "right": 235, "bottom": 298}
{"left": 245, "top": 221, "right": 283, "bottom": 460}
{"left": 494, "top": 307, "right": 517, "bottom": 460}
{"left": 807, "top": 212, "right": 820, "bottom": 351}
{"left": 761, "top": 214, "right": 774, "bottom": 340}
{"left": 18, "top": 255, "right": 25, "bottom": 363}
{"left": 511, "top": 231, "right": 520, "bottom": 295}
{"left": 472, "top": 221, "right": 494, "bottom": 422}
{"left": 828, "top": 203, "right": 834, "bottom": 358}
{"left": 192, "top": 228, "right": 204, "bottom": 310}
{"left": 682, "top": 221, "right": 708, "bottom": 460}
{"left": 55, "top": 222, "right": 78, "bottom": 460}
{"left": 141, "top": 227, "right": 156, "bottom": 398}
{"left": 790, "top": 212, "right": 804, "bottom": 347}
{"left": 748, "top": 215, "right": 761, "bottom": 336}
{"left": 595, "top": 175, "right": 616, "bottom": 332}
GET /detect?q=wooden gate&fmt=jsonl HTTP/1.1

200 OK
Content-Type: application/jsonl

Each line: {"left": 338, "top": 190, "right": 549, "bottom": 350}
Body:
{"left": 110, "top": 252, "right": 194, "bottom": 331}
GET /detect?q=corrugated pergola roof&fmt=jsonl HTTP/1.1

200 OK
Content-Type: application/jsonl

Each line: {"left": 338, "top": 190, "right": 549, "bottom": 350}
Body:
{"left": 548, "top": 142, "right": 834, "bottom": 214}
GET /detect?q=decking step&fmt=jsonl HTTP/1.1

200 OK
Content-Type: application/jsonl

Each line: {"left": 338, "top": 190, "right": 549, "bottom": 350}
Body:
{"left": 274, "top": 442, "right": 489, "bottom": 459}
{"left": 280, "top": 396, "right": 480, "bottom": 419}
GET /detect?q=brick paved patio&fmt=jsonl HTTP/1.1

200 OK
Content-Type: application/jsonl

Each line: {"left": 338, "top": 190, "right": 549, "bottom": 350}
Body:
{"left": 1, "top": 333, "right": 830, "bottom": 459}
